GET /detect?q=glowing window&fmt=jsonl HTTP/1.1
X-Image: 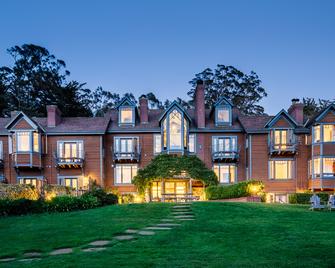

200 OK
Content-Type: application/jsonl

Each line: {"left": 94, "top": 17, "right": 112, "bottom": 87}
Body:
{"left": 120, "top": 107, "right": 134, "bottom": 124}
{"left": 269, "top": 160, "right": 293, "bottom": 179}
{"left": 213, "top": 164, "right": 236, "bottom": 184}
{"left": 17, "top": 132, "right": 30, "bottom": 152}
{"left": 313, "top": 125, "right": 321, "bottom": 143}
{"left": 323, "top": 125, "right": 335, "bottom": 142}
{"left": 115, "top": 164, "right": 138, "bottom": 184}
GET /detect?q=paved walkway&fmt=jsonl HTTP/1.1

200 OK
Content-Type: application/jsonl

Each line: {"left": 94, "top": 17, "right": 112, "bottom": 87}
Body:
{"left": 0, "top": 203, "right": 195, "bottom": 264}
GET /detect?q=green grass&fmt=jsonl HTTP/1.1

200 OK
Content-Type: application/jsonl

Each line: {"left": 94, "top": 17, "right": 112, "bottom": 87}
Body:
{"left": 0, "top": 202, "right": 335, "bottom": 267}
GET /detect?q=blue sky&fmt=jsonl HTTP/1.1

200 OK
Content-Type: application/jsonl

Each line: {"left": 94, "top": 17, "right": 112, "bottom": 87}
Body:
{"left": 1, "top": 0, "right": 334, "bottom": 115}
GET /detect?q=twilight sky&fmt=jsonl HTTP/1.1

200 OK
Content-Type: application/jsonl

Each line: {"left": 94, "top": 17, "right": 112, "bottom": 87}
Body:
{"left": 1, "top": 0, "right": 334, "bottom": 115}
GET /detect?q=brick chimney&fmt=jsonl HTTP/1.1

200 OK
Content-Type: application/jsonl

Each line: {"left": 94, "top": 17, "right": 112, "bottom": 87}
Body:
{"left": 194, "top": 80, "right": 205, "bottom": 128}
{"left": 139, "top": 95, "right": 149, "bottom": 124}
{"left": 47, "top": 105, "right": 61, "bottom": 127}
{"left": 288, "top": 98, "right": 304, "bottom": 125}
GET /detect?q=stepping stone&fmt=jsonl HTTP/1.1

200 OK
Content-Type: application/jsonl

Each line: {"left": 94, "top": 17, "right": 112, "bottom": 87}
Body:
{"left": 156, "top": 223, "right": 181, "bottom": 227}
{"left": 178, "top": 218, "right": 195, "bottom": 221}
{"left": 114, "top": 235, "right": 135, "bottom": 241}
{"left": 172, "top": 211, "right": 193, "bottom": 214}
{"left": 173, "top": 205, "right": 190, "bottom": 208}
{"left": 161, "top": 219, "right": 175, "bottom": 222}
{"left": 23, "top": 252, "right": 42, "bottom": 258}
{"left": 18, "top": 258, "right": 41, "bottom": 262}
{"left": 138, "top": 230, "right": 155, "bottom": 236}
{"left": 174, "top": 215, "right": 195, "bottom": 218}
{"left": 125, "top": 229, "right": 138, "bottom": 234}
{"left": 82, "top": 247, "right": 106, "bottom": 252}
{"left": 0, "top": 258, "right": 16, "bottom": 262}
{"left": 89, "top": 240, "right": 111, "bottom": 246}
{"left": 50, "top": 248, "right": 73, "bottom": 255}
{"left": 145, "top": 226, "right": 172, "bottom": 230}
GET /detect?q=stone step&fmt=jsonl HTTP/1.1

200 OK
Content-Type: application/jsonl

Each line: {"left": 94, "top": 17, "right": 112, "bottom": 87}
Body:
{"left": 138, "top": 230, "right": 155, "bottom": 236}
{"left": 156, "top": 223, "right": 181, "bottom": 227}
{"left": 145, "top": 226, "right": 172, "bottom": 230}
{"left": 50, "top": 248, "right": 73, "bottom": 255}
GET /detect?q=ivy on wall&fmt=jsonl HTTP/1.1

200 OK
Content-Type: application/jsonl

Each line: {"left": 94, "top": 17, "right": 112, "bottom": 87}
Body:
{"left": 132, "top": 154, "right": 218, "bottom": 194}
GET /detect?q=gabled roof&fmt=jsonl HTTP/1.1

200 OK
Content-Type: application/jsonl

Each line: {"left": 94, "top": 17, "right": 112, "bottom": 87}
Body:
{"left": 264, "top": 109, "right": 297, "bottom": 128}
{"left": 214, "top": 96, "right": 233, "bottom": 107}
{"left": 158, "top": 101, "right": 192, "bottom": 124}
{"left": 5, "top": 111, "right": 45, "bottom": 132}
{"left": 115, "top": 97, "right": 136, "bottom": 109}
{"left": 305, "top": 103, "right": 335, "bottom": 127}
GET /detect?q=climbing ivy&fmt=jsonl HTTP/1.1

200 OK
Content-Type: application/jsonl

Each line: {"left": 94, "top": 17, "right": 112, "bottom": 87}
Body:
{"left": 132, "top": 154, "right": 218, "bottom": 194}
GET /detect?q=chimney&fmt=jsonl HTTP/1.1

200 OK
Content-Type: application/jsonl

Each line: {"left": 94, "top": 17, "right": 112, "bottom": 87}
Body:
{"left": 288, "top": 98, "right": 304, "bottom": 125}
{"left": 47, "top": 105, "right": 61, "bottom": 127}
{"left": 195, "top": 80, "right": 205, "bottom": 128}
{"left": 139, "top": 95, "right": 149, "bottom": 124}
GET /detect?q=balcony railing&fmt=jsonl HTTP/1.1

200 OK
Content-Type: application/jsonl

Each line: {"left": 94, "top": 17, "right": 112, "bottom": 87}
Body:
{"left": 11, "top": 152, "right": 42, "bottom": 169}
{"left": 212, "top": 148, "right": 240, "bottom": 163}
{"left": 269, "top": 142, "right": 297, "bottom": 155}
{"left": 54, "top": 153, "right": 85, "bottom": 168}
{"left": 113, "top": 149, "right": 141, "bottom": 162}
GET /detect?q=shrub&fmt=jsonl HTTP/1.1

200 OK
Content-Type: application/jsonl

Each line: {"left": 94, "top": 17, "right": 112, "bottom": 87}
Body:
{"left": 289, "top": 193, "right": 330, "bottom": 204}
{"left": 119, "top": 193, "right": 135, "bottom": 204}
{"left": 0, "top": 198, "right": 45, "bottom": 216}
{"left": 46, "top": 195, "right": 99, "bottom": 212}
{"left": 205, "top": 180, "right": 264, "bottom": 200}
{"left": 0, "top": 183, "right": 39, "bottom": 200}
{"left": 83, "top": 187, "right": 118, "bottom": 206}
{"left": 43, "top": 184, "right": 71, "bottom": 200}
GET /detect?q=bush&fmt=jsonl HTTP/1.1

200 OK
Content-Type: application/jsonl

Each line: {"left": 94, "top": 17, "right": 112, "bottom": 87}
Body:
{"left": 83, "top": 187, "right": 118, "bottom": 206}
{"left": 289, "top": 193, "right": 330, "bottom": 204}
{"left": 0, "top": 198, "right": 45, "bottom": 216}
{"left": 0, "top": 183, "right": 39, "bottom": 200}
{"left": 43, "top": 184, "right": 71, "bottom": 200}
{"left": 205, "top": 180, "right": 264, "bottom": 200}
{"left": 119, "top": 193, "right": 135, "bottom": 204}
{"left": 46, "top": 195, "right": 99, "bottom": 212}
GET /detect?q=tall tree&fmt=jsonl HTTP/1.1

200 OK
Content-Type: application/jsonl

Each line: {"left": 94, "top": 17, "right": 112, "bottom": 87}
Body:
{"left": 0, "top": 44, "right": 92, "bottom": 117}
{"left": 188, "top": 65, "right": 267, "bottom": 115}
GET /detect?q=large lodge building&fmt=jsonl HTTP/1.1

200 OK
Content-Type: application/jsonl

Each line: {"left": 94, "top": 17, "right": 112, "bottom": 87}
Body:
{"left": 0, "top": 81, "right": 334, "bottom": 202}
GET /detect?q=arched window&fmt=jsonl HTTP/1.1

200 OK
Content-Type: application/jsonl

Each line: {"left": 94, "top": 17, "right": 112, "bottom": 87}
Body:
{"left": 161, "top": 108, "right": 189, "bottom": 152}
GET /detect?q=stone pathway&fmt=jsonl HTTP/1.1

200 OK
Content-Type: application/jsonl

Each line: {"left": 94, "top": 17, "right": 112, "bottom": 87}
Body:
{"left": 0, "top": 202, "right": 196, "bottom": 264}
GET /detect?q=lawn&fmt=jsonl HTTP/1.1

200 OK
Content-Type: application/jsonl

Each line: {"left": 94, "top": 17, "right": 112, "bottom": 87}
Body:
{"left": 0, "top": 202, "right": 334, "bottom": 267}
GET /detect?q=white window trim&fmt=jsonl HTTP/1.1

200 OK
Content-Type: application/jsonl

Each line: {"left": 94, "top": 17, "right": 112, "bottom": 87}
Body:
{"left": 213, "top": 163, "right": 237, "bottom": 184}
{"left": 57, "top": 140, "right": 84, "bottom": 159}
{"left": 212, "top": 136, "right": 238, "bottom": 153}
{"left": 268, "top": 159, "right": 295, "bottom": 180}
{"left": 119, "top": 106, "right": 135, "bottom": 126}
{"left": 114, "top": 164, "right": 138, "bottom": 185}
{"left": 153, "top": 134, "right": 162, "bottom": 155}
{"left": 188, "top": 133, "right": 196, "bottom": 154}
{"left": 114, "top": 136, "right": 139, "bottom": 153}
{"left": 215, "top": 105, "right": 232, "bottom": 126}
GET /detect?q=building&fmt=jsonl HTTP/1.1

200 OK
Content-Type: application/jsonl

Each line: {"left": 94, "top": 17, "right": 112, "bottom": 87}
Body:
{"left": 0, "top": 81, "right": 334, "bottom": 202}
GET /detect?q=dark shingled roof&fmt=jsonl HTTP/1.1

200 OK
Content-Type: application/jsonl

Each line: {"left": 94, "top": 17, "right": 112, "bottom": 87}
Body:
{"left": 238, "top": 115, "right": 274, "bottom": 133}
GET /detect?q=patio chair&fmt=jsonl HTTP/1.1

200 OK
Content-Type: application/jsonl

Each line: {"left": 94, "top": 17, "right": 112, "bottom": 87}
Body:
{"left": 309, "top": 194, "right": 325, "bottom": 211}
{"left": 327, "top": 195, "right": 335, "bottom": 211}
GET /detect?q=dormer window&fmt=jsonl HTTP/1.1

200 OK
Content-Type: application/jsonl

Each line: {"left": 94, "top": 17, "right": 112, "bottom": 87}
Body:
{"left": 15, "top": 131, "right": 40, "bottom": 153}
{"left": 214, "top": 97, "right": 233, "bottom": 126}
{"left": 120, "top": 107, "right": 134, "bottom": 125}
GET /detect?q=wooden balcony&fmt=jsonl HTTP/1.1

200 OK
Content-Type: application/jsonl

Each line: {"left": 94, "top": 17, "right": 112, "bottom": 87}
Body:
{"left": 212, "top": 150, "right": 239, "bottom": 163}
{"left": 55, "top": 153, "right": 85, "bottom": 169}
{"left": 269, "top": 142, "right": 297, "bottom": 155}
{"left": 113, "top": 151, "right": 141, "bottom": 163}
{"left": 11, "top": 152, "right": 42, "bottom": 169}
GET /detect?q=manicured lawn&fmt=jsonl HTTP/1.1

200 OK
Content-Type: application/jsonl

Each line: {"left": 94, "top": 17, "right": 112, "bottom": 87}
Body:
{"left": 1, "top": 202, "right": 335, "bottom": 267}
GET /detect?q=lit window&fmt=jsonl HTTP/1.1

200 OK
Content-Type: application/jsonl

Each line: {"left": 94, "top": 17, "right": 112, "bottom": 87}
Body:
{"left": 188, "top": 134, "right": 196, "bottom": 153}
{"left": 313, "top": 125, "right": 321, "bottom": 143}
{"left": 151, "top": 181, "right": 161, "bottom": 199}
{"left": 58, "top": 141, "right": 84, "bottom": 159}
{"left": 269, "top": 160, "right": 293, "bottom": 179}
{"left": 313, "top": 158, "right": 321, "bottom": 177}
{"left": 169, "top": 110, "right": 182, "bottom": 150}
{"left": 64, "top": 178, "right": 78, "bottom": 190}
{"left": 216, "top": 107, "right": 230, "bottom": 124}
{"left": 323, "top": 158, "right": 335, "bottom": 177}
{"left": 17, "top": 132, "right": 30, "bottom": 152}
{"left": 115, "top": 164, "right": 138, "bottom": 184}
{"left": 120, "top": 107, "right": 134, "bottom": 124}
{"left": 213, "top": 164, "right": 236, "bottom": 184}
{"left": 213, "top": 137, "right": 237, "bottom": 152}
{"left": 33, "top": 132, "right": 39, "bottom": 152}
{"left": 19, "top": 178, "right": 37, "bottom": 187}
{"left": 323, "top": 125, "right": 335, "bottom": 142}
{"left": 154, "top": 134, "right": 162, "bottom": 154}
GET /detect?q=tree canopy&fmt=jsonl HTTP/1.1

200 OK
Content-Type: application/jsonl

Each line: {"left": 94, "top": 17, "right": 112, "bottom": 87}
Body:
{"left": 302, "top": 97, "right": 334, "bottom": 117}
{"left": 132, "top": 154, "right": 218, "bottom": 194}
{"left": 188, "top": 65, "right": 268, "bottom": 115}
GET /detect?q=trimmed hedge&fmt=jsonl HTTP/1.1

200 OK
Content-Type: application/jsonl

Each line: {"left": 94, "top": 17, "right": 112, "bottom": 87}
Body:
{"left": 82, "top": 187, "right": 118, "bottom": 206}
{"left": 289, "top": 193, "right": 330, "bottom": 204}
{"left": 205, "top": 180, "right": 264, "bottom": 200}
{"left": 0, "top": 183, "right": 39, "bottom": 200}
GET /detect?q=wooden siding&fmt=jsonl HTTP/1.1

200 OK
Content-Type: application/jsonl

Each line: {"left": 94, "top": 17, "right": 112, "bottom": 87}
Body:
{"left": 320, "top": 111, "right": 335, "bottom": 123}
{"left": 12, "top": 118, "right": 34, "bottom": 130}
{"left": 272, "top": 117, "right": 292, "bottom": 128}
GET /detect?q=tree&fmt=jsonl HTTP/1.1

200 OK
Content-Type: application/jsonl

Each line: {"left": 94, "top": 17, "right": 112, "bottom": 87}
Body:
{"left": 0, "top": 44, "right": 92, "bottom": 117}
{"left": 302, "top": 97, "right": 334, "bottom": 117}
{"left": 188, "top": 65, "right": 267, "bottom": 115}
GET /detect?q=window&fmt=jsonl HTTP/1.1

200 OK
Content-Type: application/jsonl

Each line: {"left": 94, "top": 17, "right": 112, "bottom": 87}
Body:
{"left": 0, "top": 141, "right": 3, "bottom": 159}
{"left": 19, "top": 178, "right": 37, "bottom": 187}
{"left": 272, "top": 129, "right": 295, "bottom": 149}
{"left": 154, "top": 134, "right": 162, "bottom": 154}
{"left": 33, "top": 132, "right": 39, "bottom": 152}
{"left": 313, "top": 158, "right": 321, "bottom": 177}
{"left": 323, "top": 125, "right": 335, "bottom": 142}
{"left": 58, "top": 141, "right": 84, "bottom": 159}
{"left": 169, "top": 110, "right": 182, "bottom": 150}
{"left": 212, "top": 136, "right": 237, "bottom": 152}
{"left": 114, "top": 137, "right": 137, "bottom": 153}
{"left": 17, "top": 132, "right": 30, "bottom": 152}
{"left": 275, "top": 194, "right": 288, "bottom": 203}
{"left": 151, "top": 181, "right": 161, "bottom": 199}
{"left": 188, "top": 134, "right": 196, "bottom": 153}
{"left": 115, "top": 164, "right": 138, "bottom": 184}
{"left": 58, "top": 177, "right": 88, "bottom": 190}
{"left": 323, "top": 158, "right": 335, "bottom": 177}
{"left": 64, "top": 178, "right": 78, "bottom": 190}
{"left": 213, "top": 164, "right": 236, "bottom": 184}
{"left": 269, "top": 160, "right": 294, "bottom": 179}
{"left": 313, "top": 125, "right": 321, "bottom": 143}
{"left": 120, "top": 107, "right": 134, "bottom": 124}
{"left": 216, "top": 106, "right": 231, "bottom": 125}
